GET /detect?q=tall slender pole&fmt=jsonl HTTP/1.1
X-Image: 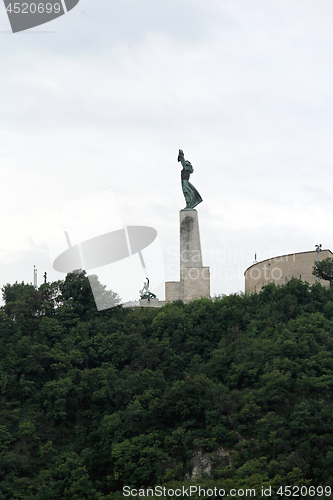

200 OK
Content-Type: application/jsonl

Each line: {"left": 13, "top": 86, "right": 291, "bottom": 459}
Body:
{"left": 33, "top": 265, "right": 37, "bottom": 288}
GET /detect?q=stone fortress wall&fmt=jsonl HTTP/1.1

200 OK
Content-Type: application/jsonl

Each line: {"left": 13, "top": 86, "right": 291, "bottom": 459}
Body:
{"left": 244, "top": 249, "right": 333, "bottom": 294}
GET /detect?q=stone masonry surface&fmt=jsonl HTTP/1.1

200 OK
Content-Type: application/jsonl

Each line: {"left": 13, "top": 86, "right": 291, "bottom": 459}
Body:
{"left": 244, "top": 249, "right": 333, "bottom": 293}
{"left": 165, "top": 210, "right": 210, "bottom": 302}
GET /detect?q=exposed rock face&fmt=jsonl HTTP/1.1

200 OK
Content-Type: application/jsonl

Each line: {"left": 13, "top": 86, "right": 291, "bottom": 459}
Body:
{"left": 191, "top": 450, "right": 212, "bottom": 478}
{"left": 189, "top": 447, "right": 234, "bottom": 479}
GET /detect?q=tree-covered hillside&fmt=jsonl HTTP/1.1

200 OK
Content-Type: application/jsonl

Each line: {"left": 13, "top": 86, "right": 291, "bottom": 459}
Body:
{"left": 1, "top": 272, "right": 333, "bottom": 499}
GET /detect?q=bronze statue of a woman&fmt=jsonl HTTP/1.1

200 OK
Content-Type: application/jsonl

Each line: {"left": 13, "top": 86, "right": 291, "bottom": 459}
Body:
{"left": 178, "top": 149, "right": 203, "bottom": 210}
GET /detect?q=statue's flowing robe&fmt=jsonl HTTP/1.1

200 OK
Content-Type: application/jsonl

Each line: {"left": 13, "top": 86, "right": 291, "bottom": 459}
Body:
{"left": 181, "top": 160, "right": 203, "bottom": 209}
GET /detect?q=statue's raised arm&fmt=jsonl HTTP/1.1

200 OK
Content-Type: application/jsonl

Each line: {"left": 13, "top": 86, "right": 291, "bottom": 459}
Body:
{"left": 178, "top": 149, "right": 202, "bottom": 210}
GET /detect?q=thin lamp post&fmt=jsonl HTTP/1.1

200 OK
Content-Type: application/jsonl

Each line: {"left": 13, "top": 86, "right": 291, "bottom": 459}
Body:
{"left": 33, "top": 265, "right": 37, "bottom": 288}
{"left": 315, "top": 244, "right": 322, "bottom": 283}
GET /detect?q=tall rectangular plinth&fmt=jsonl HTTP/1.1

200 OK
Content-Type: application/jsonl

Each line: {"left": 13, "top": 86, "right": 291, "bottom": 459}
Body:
{"left": 165, "top": 209, "right": 210, "bottom": 303}
{"left": 180, "top": 210, "right": 203, "bottom": 268}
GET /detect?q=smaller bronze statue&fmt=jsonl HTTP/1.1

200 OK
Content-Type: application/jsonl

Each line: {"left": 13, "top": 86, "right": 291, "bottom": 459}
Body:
{"left": 139, "top": 277, "right": 157, "bottom": 302}
{"left": 178, "top": 149, "right": 203, "bottom": 210}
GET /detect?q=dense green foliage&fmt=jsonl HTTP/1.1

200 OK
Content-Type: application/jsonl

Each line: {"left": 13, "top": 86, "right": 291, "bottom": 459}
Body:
{"left": 1, "top": 272, "right": 333, "bottom": 499}
{"left": 313, "top": 257, "right": 333, "bottom": 288}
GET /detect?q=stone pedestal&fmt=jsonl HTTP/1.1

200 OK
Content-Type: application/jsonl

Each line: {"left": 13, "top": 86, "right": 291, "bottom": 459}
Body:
{"left": 164, "top": 281, "right": 180, "bottom": 302}
{"left": 165, "top": 210, "right": 210, "bottom": 303}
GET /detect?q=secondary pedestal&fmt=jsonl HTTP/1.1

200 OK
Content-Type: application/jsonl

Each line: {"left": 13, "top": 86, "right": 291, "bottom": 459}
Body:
{"left": 165, "top": 210, "right": 210, "bottom": 303}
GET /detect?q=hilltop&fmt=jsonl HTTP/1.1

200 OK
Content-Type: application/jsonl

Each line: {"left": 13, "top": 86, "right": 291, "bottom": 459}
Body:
{"left": 1, "top": 271, "right": 333, "bottom": 499}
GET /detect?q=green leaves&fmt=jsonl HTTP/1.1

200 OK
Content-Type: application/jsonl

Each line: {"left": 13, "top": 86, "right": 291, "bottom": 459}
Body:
{"left": 111, "top": 432, "right": 170, "bottom": 486}
{"left": 313, "top": 257, "right": 333, "bottom": 287}
{"left": 2, "top": 272, "right": 333, "bottom": 496}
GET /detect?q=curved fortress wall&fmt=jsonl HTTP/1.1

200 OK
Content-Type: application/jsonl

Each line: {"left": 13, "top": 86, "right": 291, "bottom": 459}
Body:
{"left": 245, "top": 249, "right": 333, "bottom": 293}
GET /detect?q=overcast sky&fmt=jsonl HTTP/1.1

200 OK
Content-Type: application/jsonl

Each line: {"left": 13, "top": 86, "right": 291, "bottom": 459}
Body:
{"left": 1, "top": 0, "right": 333, "bottom": 304}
